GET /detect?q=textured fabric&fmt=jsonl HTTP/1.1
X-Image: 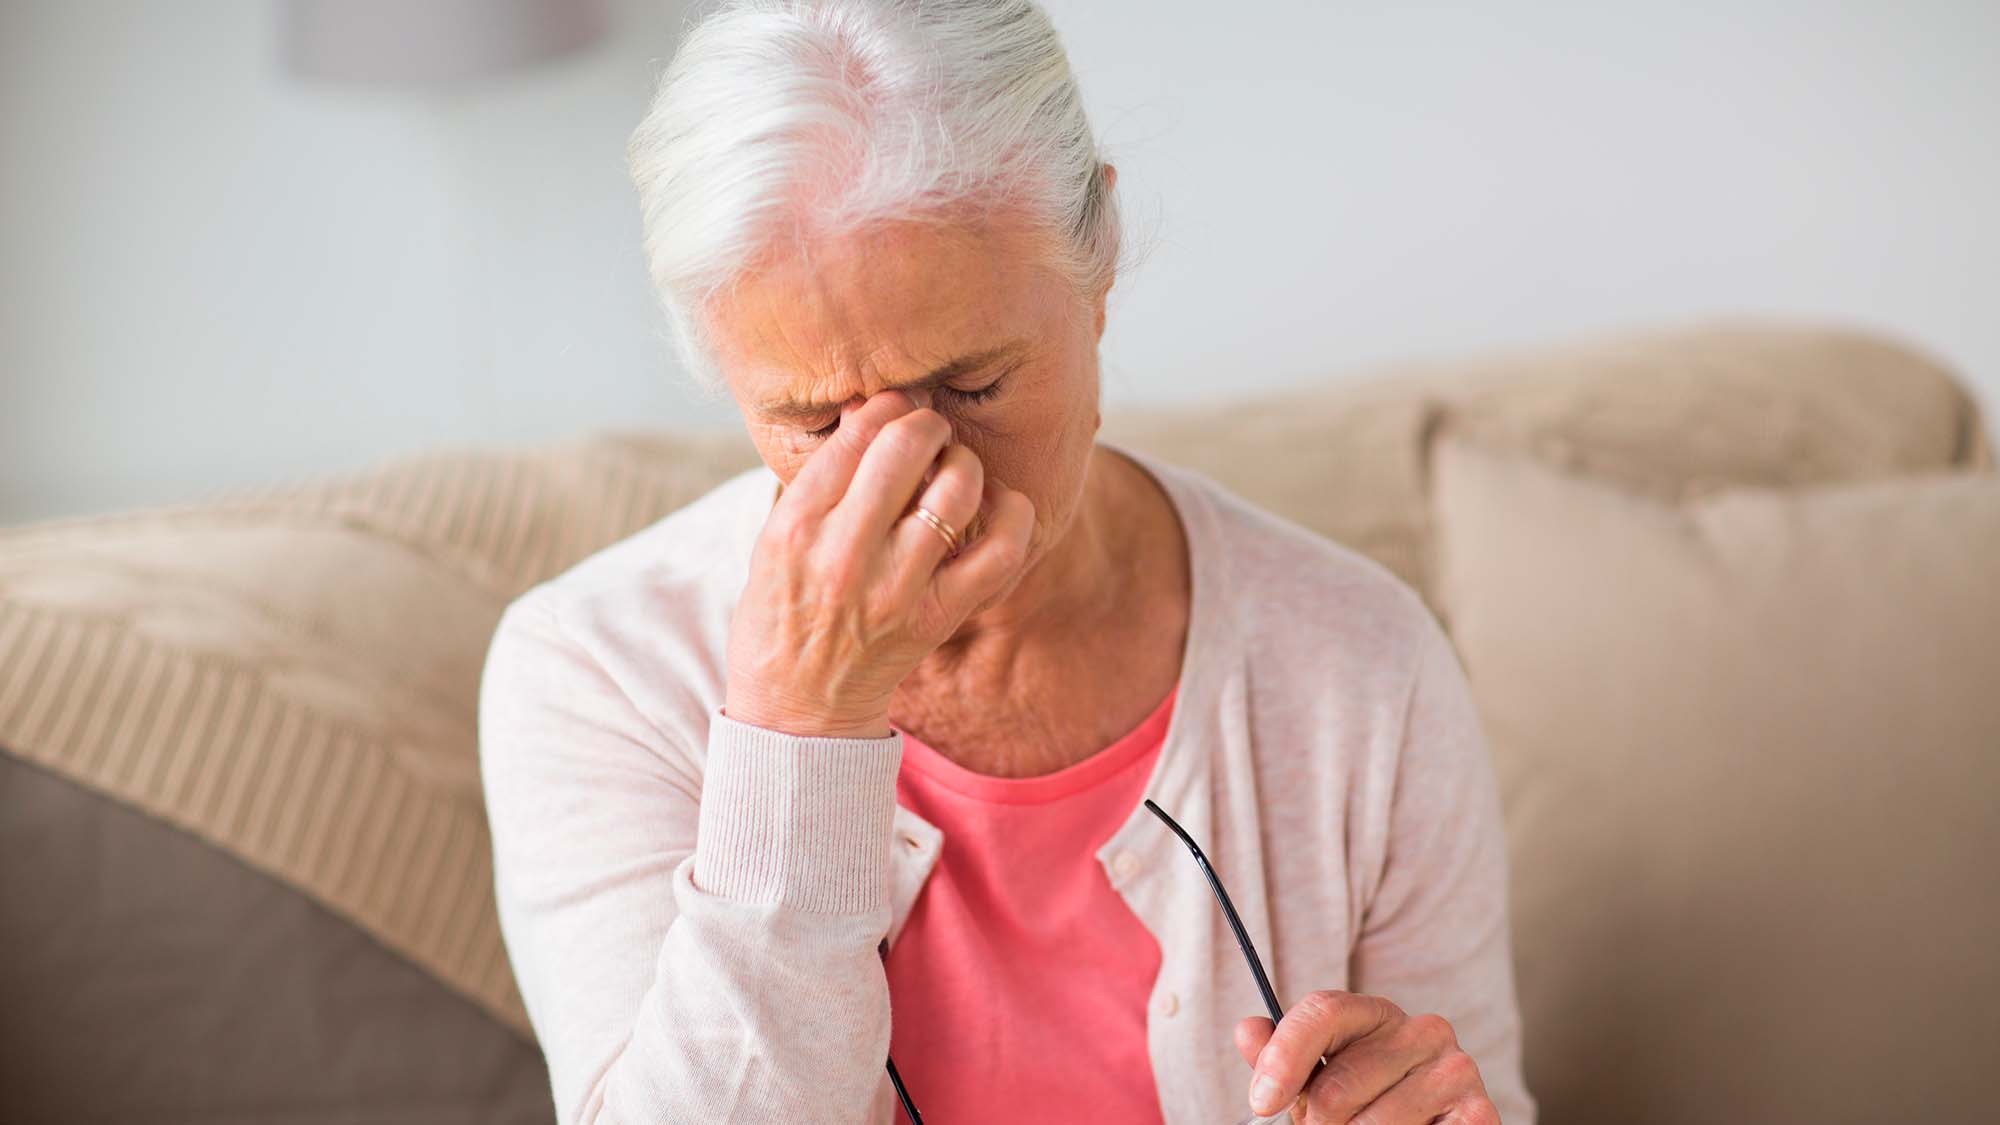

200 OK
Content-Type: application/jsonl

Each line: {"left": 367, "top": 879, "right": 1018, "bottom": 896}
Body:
{"left": 477, "top": 441, "right": 1536, "bottom": 1125}
{"left": 1427, "top": 431, "right": 2000, "bottom": 1125}
{"left": 0, "top": 430, "right": 763, "bottom": 1036}
{"left": 882, "top": 682, "right": 1177, "bottom": 1124}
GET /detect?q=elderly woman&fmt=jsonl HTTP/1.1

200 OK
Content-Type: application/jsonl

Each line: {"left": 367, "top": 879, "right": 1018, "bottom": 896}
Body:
{"left": 478, "top": 2, "right": 1533, "bottom": 1123}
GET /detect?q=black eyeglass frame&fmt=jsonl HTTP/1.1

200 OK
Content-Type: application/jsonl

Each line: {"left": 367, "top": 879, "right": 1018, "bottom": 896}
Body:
{"left": 883, "top": 798, "right": 1295, "bottom": 1122}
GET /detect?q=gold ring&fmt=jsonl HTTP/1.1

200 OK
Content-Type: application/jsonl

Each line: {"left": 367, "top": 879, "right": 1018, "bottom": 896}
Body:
{"left": 910, "top": 505, "right": 963, "bottom": 554}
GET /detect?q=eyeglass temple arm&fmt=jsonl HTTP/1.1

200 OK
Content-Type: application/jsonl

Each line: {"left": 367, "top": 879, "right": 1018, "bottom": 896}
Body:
{"left": 1143, "top": 799, "right": 1285, "bottom": 1026}
{"left": 879, "top": 939, "right": 924, "bottom": 1123}
{"left": 886, "top": 1053, "right": 922, "bottom": 1123}
{"left": 886, "top": 802, "right": 1291, "bottom": 1124}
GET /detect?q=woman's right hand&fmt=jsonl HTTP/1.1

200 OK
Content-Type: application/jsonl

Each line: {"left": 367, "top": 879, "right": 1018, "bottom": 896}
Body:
{"left": 722, "top": 387, "right": 1036, "bottom": 739}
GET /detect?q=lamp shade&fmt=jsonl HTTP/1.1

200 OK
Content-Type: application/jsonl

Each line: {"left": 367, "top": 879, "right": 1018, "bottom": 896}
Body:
{"left": 281, "top": 0, "right": 608, "bottom": 86}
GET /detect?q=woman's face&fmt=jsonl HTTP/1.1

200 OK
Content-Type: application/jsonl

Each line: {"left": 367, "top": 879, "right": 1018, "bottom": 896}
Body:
{"left": 707, "top": 203, "right": 1112, "bottom": 577}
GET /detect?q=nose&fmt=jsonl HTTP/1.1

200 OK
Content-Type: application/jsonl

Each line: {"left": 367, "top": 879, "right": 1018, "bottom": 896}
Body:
{"left": 845, "top": 386, "right": 955, "bottom": 458}
{"left": 884, "top": 386, "right": 950, "bottom": 442}
{"left": 891, "top": 387, "right": 955, "bottom": 488}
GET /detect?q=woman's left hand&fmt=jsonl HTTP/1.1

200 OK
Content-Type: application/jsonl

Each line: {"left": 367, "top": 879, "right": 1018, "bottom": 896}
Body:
{"left": 1233, "top": 990, "right": 1499, "bottom": 1123}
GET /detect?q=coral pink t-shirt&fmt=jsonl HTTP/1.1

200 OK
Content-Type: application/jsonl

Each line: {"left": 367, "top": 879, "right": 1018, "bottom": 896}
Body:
{"left": 882, "top": 682, "right": 1179, "bottom": 1124}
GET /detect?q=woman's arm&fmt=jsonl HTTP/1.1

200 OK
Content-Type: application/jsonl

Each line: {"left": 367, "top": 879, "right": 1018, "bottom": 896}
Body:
{"left": 1346, "top": 617, "right": 1537, "bottom": 1125}
{"left": 478, "top": 595, "right": 902, "bottom": 1124}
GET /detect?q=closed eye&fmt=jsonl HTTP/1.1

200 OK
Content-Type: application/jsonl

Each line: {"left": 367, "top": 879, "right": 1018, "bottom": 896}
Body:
{"left": 801, "top": 375, "right": 1008, "bottom": 440}
{"left": 942, "top": 377, "right": 1007, "bottom": 407}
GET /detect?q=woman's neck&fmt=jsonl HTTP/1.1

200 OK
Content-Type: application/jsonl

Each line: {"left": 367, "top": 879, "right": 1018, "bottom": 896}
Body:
{"left": 932, "top": 443, "right": 1134, "bottom": 655}
{"left": 889, "top": 446, "right": 1186, "bottom": 778}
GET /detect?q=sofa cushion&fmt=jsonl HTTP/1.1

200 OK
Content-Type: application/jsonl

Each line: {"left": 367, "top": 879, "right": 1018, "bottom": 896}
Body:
{"left": 0, "top": 753, "right": 556, "bottom": 1125}
{"left": 1102, "top": 316, "right": 1991, "bottom": 602}
{"left": 1426, "top": 430, "right": 2000, "bottom": 1125}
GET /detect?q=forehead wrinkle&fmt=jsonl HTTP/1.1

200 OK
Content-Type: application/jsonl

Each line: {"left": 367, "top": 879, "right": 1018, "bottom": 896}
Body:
{"left": 728, "top": 214, "right": 1048, "bottom": 423}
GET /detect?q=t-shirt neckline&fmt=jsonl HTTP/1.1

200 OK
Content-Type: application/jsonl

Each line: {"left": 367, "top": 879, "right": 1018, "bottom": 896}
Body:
{"left": 895, "top": 682, "right": 1179, "bottom": 806}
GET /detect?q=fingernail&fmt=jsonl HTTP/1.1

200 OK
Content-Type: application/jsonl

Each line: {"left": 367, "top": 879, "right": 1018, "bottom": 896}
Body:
{"left": 1249, "top": 1073, "right": 1281, "bottom": 1115}
{"left": 898, "top": 387, "right": 921, "bottom": 408}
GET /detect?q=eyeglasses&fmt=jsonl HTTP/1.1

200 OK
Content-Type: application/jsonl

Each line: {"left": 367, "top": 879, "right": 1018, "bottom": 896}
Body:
{"left": 884, "top": 799, "right": 1309, "bottom": 1124}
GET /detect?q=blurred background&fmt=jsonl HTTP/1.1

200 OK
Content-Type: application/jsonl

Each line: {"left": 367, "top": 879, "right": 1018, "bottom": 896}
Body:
{"left": 5, "top": 5, "right": 1999, "bottom": 1124}
{"left": 3, "top": 0, "right": 1994, "bottom": 525}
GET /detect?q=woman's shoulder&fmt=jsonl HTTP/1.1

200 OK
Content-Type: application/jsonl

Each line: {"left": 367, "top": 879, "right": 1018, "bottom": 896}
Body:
{"left": 1156, "top": 455, "right": 1459, "bottom": 804}
{"left": 1145, "top": 449, "right": 1440, "bottom": 670}
{"left": 483, "top": 462, "right": 774, "bottom": 738}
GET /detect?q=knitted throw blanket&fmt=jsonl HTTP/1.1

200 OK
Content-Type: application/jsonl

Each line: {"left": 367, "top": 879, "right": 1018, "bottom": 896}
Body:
{"left": 0, "top": 429, "right": 761, "bottom": 1036}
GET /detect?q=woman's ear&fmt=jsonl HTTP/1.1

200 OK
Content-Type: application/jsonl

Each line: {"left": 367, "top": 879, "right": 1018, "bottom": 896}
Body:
{"left": 1093, "top": 163, "right": 1118, "bottom": 340}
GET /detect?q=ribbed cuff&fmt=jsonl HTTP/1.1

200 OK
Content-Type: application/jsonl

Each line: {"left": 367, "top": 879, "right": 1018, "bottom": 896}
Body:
{"left": 693, "top": 708, "right": 904, "bottom": 915}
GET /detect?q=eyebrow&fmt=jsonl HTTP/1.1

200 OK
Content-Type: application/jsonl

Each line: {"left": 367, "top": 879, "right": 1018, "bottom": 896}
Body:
{"left": 757, "top": 339, "right": 1028, "bottom": 421}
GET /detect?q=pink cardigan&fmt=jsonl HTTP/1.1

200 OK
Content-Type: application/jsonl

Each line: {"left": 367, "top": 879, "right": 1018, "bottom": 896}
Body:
{"left": 477, "top": 441, "right": 1536, "bottom": 1124}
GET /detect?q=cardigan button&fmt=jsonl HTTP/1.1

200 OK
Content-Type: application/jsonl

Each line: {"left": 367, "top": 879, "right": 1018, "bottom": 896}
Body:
{"left": 1159, "top": 990, "right": 1180, "bottom": 1017}
{"left": 1112, "top": 850, "right": 1140, "bottom": 880}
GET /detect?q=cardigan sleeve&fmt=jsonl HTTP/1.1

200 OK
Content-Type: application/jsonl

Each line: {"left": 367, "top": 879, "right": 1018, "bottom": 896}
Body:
{"left": 477, "top": 595, "right": 903, "bottom": 1124}
{"left": 1347, "top": 616, "right": 1538, "bottom": 1125}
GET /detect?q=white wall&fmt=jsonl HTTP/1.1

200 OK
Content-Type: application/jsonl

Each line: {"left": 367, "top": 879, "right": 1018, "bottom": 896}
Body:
{"left": 4, "top": 0, "right": 1995, "bottom": 524}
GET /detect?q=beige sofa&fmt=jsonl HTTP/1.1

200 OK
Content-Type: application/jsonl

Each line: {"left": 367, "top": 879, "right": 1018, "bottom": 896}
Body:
{"left": 2, "top": 318, "right": 1994, "bottom": 1124}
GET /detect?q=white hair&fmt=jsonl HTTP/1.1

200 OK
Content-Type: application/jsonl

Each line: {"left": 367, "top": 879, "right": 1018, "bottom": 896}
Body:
{"left": 625, "top": 0, "right": 1142, "bottom": 397}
